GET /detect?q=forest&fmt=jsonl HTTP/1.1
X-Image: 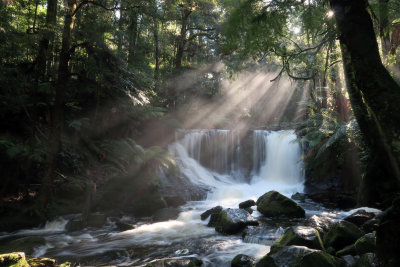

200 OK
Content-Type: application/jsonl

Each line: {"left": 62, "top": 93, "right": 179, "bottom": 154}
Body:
{"left": 0, "top": 0, "right": 400, "bottom": 266}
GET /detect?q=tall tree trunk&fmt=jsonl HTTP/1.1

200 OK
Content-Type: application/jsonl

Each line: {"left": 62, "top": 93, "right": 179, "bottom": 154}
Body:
{"left": 175, "top": 8, "right": 191, "bottom": 69}
{"left": 39, "top": 0, "right": 77, "bottom": 210}
{"left": 330, "top": 0, "right": 400, "bottom": 207}
{"left": 379, "top": 0, "right": 391, "bottom": 59}
{"left": 127, "top": 10, "right": 138, "bottom": 65}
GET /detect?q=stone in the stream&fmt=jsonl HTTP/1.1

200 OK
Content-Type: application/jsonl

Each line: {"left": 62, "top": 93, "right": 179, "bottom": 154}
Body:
{"left": 145, "top": 257, "right": 203, "bottom": 267}
{"left": 215, "top": 208, "right": 258, "bottom": 235}
{"left": 0, "top": 252, "right": 29, "bottom": 267}
{"left": 305, "top": 215, "right": 335, "bottom": 237}
{"left": 200, "top": 205, "right": 223, "bottom": 220}
{"left": 0, "top": 237, "right": 46, "bottom": 255}
{"left": 256, "top": 191, "right": 305, "bottom": 218}
{"left": 231, "top": 254, "right": 256, "bottom": 267}
{"left": 291, "top": 192, "right": 306, "bottom": 202}
{"left": 271, "top": 226, "right": 324, "bottom": 252}
{"left": 344, "top": 209, "right": 375, "bottom": 227}
{"left": 115, "top": 220, "right": 135, "bottom": 231}
{"left": 256, "top": 245, "right": 344, "bottom": 267}
{"left": 239, "top": 200, "right": 256, "bottom": 209}
{"left": 207, "top": 213, "right": 220, "bottom": 227}
{"left": 323, "top": 220, "right": 364, "bottom": 251}
{"left": 354, "top": 233, "right": 376, "bottom": 255}
{"left": 353, "top": 253, "right": 380, "bottom": 267}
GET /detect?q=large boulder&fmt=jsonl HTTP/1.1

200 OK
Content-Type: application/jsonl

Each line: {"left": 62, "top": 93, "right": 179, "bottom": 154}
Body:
{"left": 256, "top": 246, "right": 344, "bottom": 267}
{"left": 152, "top": 207, "right": 180, "bottom": 222}
{"left": 354, "top": 233, "right": 375, "bottom": 255}
{"left": 323, "top": 221, "right": 364, "bottom": 251}
{"left": 306, "top": 215, "right": 335, "bottom": 237}
{"left": 271, "top": 226, "right": 324, "bottom": 252}
{"left": 344, "top": 209, "right": 375, "bottom": 227}
{"left": 214, "top": 208, "right": 258, "bottom": 235}
{"left": 231, "top": 254, "right": 256, "bottom": 267}
{"left": 256, "top": 191, "right": 305, "bottom": 218}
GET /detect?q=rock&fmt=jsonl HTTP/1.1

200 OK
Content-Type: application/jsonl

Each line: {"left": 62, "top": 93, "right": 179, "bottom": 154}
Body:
{"left": 306, "top": 191, "right": 356, "bottom": 209}
{"left": 306, "top": 215, "right": 335, "bottom": 237}
{"left": 361, "top": 218, "right": 379, "bottom": 233}
{"left": 323, "top": 221, "right": 364, "bottom": 251}
{"left": 215, "top": 208, "right": 258, "bottom": 235}
{"left": 344, "top": 210, "right": 375, "bottom": 227}
{"left": 239, "top": 200, "right": 256, "bottom": 209}
{"left": 242, "top": 226, "right": 285, "bottom": 246}
{"left": 207, "top": 213, "right": 220, "bottom": 227}
{"left": 256, "top": 191, "right": 305, "bottom": 218}
{"left": 66, "top": 219, "right": 83, "bottom": 231}
{"left": 130, "top": 193, "right": 168, "bottom": 217}
{"left": 231, "top": 254, "right": 256, "bottom": 267}
{"left": 27, "top": 257, "right": 57, "bottom": 266}
{"left": 145, "top": 257, "right": 203, "bottom": 266}
{"left": 115, "top": 220, "right": 135, "bottom": 231}
{"left": 0, "top": 252, "right": 29, "bottom": 267}
{"left": 353, "top": 253, "right": 380, "bottom": 267}
{"left": 336, "top": 244, "right": 357, "bottom": 257}
{"left": 354, "top": 233, "right": 375, "bottom": 255}
{"left": 0, "top": 237, "right": 46, "bottom": 255}
{"left": 200, "top": 206, "right": 223, "bottom": 220}
{"left": 341, "top": 255, "right": 357, "bottom": 266}
{"left": 256, "top": 245, "right": 344, "bottom": 267}
{"left": 291, "top": 192, "right": 306, "bottom": 202}
{"left": 271, "top": 226, "right": 324, "bottom": 252}
{"left": 153, "top": 207, "right": 180, "bottom": 222}
{"left": 245, "top": 208, "right": 253, "bottom": 214}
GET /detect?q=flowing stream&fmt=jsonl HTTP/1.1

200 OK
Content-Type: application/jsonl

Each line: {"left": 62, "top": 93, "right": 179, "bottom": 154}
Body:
{"left": 0, "top": 130, "right": 372, "bottom": 266}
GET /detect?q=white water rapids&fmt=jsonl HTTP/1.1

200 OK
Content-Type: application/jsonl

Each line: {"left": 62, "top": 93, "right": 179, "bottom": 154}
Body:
{"left": 3, "top": 129, "right": 354, "bottom": 266}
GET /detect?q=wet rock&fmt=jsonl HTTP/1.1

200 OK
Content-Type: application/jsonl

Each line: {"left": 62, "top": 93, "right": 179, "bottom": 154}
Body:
{"left": 336, "top": 244, "right": 357, "bottom": 257}
{"left": 145, "top": 257, "right": 203, "bottom": 266}
{"left": 242, "top": 226, "right": 285, "bottom": 246}
{"left": 115, "top": 220, "right": 135, "bottom": 231}
{"left": 207, "top": 213, "right": 220, "bottom": 227}
{"left": 245, "top": 208, "right": 253, "bottom": 214}
{"left": 239, "top": 200, "right": 256, "bottom": 209}
{"left": 256, "top": 191, "right": 305, "bottom": 218}
{"left": 271, "top": 226, "right": 324, "bottom": 252}
{"left": 27, "top": 257, "right": 57, "bottom": 267}
{"left": 361, "top": 218, "right": 380, "bottom": 233}
{"left": 0, "top": 237, "right": 46, "bottom": 255}
{"left": 353, "top": 253, "right": 380, "bottom": 267}
{"left": 344, "top": 209, "right": 375, "bottom": 227}
{"left": 291, "top": 192, "right": 306, "bottom": 202}
{"left": 256, "top": 245, "right": 344, "bottom": 267}
{"left": 323, "top": 221, "right": 364, "bottom": 251}
{"left": 231, "top": 254, "right": 255, "bottom": 267}
{"left": 152, "top": 207, "right": 180, "bottom": 222}
{"left": 215, "top": 208, "right": 258, "bottom": 235}
{"left": 354, "top": 233, "right": 375, "bottom": 255}
{"left": 0, "top": 252, "right": 28, "bottom": 267}
{"left": 66, "top": 219, "right": 83, "bottom": 231}
{"left": 307, "top": 191, "right": 356, "bottom": 209}
{"left": 200, "top": 206, "right": 223, "bottom": 220}
{"left": 306, "top": 215, "right": 335, "bottom": 237}
{"left": 341, "top": 255, "right": 357, "bottom": 266}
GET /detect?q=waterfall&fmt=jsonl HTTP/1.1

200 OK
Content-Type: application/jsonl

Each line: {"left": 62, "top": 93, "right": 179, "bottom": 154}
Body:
{"left": 171, "top": 129, "right": 305, "bottom": 196}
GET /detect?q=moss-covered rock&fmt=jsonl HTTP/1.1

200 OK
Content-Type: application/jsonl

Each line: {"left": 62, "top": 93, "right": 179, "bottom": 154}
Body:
{"left": 271, "top": 226, "right": 324, "bottom": 252}
{"left": 215, "top": 208, "right": 258, "bottom": 235}
{"left": 256, "top": 191, "right": 305, "bottom": 218}
{"left": 353, "top": 253, "right": 380, "bottom": 267}
{"left": 336, "top": 244, "right": 356, "bottom": 257}
{"left": 305, "top": 215, "right": 335, "bottom": 238}
{"left": 27, "top": 257, "right": 57, "bottom": 267}
{"left": 354, "top": 233, "right": 375, "bottom": 254}
{"left": 200, "top": 206, "right": 223, "bottom": 221}
{"left": 293, "top": 250, "right": 346, "bottom": 267}
{"left": 0, "top": 252, "right": 29, "bottom": 267}
{"left": 231, "top": 254, "right": 255, "bottom": 267}
{"left": 323, "top": 221, "right": 364, "bottom": 251}
{"left": 256, "top": 246, "right": 317, "bottom": 267}
{"left": 0, "top": 237, "right": 46, "bottom": 255}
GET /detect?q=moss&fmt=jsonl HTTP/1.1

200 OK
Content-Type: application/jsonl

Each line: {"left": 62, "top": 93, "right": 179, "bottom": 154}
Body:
{"left": 256, "top": 191, "right": 305, "bottom": 218}
{"left": 294, "top": 251, "right": 345, "bottom": 267}
{"left": 336, "top": 244, "right": 356, "bottom": 257}
{"left": 0, "top": 237, "right": 46, "bottom": 255}
{"left": 0, "top": 252, "right": 29, "bottom": 267}
{"left": 354, "top": 234, "right": 375, "bottom": 254}
{"left": 271, "top": 227, "right": 324, "bottom": 251}
{"left": 323, "top": 221, "right": 364, "bottom": 251}
{"left": 27, "top": 257, "right": 57, "bottom": 267}
{"left": 254, "top": 254, "right": 277, "bottom": 267}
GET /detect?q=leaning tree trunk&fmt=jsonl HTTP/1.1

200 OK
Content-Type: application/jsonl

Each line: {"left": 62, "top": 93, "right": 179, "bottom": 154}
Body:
{"left": 39, "top": 0, "right": 77, "bottom": 210}
{"left": 330, "top": 0, "right": 400, "bottom": 207}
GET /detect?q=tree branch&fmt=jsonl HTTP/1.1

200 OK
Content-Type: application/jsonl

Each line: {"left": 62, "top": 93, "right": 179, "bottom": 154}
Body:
{"left": 73, "top": 0, "right": 141, "bottom": 17}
